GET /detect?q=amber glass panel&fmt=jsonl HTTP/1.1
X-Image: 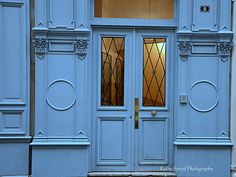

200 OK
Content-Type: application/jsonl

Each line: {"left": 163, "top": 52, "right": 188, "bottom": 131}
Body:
{"left": 143, "top": 38, "right": 166, "bottom": 107}
{"left": 101, "top": 37, "right": 125, "bottom": 106}
{"left": 94, "top": 0, "right": 174, "bottom": 19}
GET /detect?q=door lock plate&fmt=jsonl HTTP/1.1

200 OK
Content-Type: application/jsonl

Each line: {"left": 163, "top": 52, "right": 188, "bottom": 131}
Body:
{"left": 134, "top": 98, "right": 139, "bottom": 129}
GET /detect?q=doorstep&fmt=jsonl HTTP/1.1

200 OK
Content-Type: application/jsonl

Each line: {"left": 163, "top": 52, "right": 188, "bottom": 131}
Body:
{"left": 88, "top": 172, "right": 176, "bottom": 177}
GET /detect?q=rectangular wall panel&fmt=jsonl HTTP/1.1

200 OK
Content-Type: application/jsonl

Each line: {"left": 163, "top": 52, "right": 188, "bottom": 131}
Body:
{"left": 0, "top": 0, "right": 30, "bottom": 176}
{"left": 46, "top": 54, "right": 76, "bottom": 136}
{"left": 0, "top": 110, "right": 25, "bottom": 135}
{"left": 192, "top": 0, "right": 218, "bottom": 31}
{"left": 188, "top": 56, "right": 219, "bottom": 137}
{"left": 49, "top": 0, "right": 74, "bottom": 29}
{"left": 0, "top": 2, "right": 27, "bottom": 104}
{"left": 192, "top": 43, "right": 217, "bottom": 54}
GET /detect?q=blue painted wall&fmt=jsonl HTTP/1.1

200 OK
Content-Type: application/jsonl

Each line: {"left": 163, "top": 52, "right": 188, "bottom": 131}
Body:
{"left": 0, "top": 0, "right": 30, "bottom": 176}
{"left": 175, "top": 0, "right": 233, "bottom": 176}
{"left": 0, "top": 0, "right": 233, "bottom": 177}
{"left": 31, "top": 0, "right": 90, "bottom": 176}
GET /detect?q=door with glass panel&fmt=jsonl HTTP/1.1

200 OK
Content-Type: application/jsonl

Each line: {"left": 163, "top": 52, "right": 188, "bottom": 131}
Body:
{"left": 92, "top": 29, "right": 174, "bottom": 171}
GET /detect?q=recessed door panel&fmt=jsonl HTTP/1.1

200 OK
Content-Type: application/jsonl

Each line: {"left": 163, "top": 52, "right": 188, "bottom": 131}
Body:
{"left": 97, "top": 117, "right": 127, "bottom": 165}
{"left": 139, "top": 118, "right": 167, "bottom": 164}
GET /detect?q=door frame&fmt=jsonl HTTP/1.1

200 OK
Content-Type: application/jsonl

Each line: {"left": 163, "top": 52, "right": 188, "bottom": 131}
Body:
{"left": 90, "top": 28, "right": 176, "bottom": 172}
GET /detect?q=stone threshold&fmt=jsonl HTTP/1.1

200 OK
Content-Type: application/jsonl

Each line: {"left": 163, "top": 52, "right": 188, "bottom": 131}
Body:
{"left": 88, "top": 172, "right": 176, "bottom": 177}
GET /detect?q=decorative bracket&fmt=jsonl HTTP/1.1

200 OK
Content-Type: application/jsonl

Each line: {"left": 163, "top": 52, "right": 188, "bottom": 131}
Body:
{"left": 178, "top": 41, "right": 192, "bottom": 61}
{"left": 218, "top": 42, "right": 232, "bottom": 62}
{"left": 74, "top": 40, "right": 89, "bottom": 60}
{"left": 33, "top": 39, "right": 48, "bottom": 59}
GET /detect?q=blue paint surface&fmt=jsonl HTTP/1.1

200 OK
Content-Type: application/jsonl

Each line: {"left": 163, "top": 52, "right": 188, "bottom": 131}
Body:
{"left": 0, "top": 0, "right": 233, "bottom": 177}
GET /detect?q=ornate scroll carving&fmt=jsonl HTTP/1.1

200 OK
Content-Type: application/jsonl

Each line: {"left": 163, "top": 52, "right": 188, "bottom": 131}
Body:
{"left": 218, "top": 42, "right": 232, "bottom": 62}
{"left": 178, "top": 41, "right": 191, "bottom": 61}
{"left": 33, "top": 39, "right": 48, "bottom": 59}
{"left": 74, "top": 40, "right": 89, "bottom": 60}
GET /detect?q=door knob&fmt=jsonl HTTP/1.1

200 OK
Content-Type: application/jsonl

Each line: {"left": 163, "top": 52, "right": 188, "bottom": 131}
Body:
{"left": 151, "top": 110, "right": 157, "bottom": 117}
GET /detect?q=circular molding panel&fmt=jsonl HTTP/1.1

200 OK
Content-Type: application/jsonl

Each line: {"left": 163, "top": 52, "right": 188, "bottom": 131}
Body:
{"left": 189, "top": 80, "right": 218, "bottom": 112}
{"left": 46, "top": 79, "right": 76, "bottom": 111}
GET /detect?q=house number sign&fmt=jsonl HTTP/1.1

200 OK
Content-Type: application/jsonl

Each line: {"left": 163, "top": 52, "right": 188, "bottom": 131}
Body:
{"left": 200, "top": 6, "right": 210, "bottom": 13}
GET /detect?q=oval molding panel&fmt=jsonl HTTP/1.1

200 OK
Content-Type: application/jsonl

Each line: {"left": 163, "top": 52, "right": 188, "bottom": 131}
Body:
{"left": 189, "top": 80, "right": 218, "bottom": 112}
{"left": 46, "top": 79, "right": 76, "bottom": 111}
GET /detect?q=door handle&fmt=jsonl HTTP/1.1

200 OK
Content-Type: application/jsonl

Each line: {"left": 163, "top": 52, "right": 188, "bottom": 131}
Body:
{"left": 134, "top": 98, "right": 139, "bottom": 129}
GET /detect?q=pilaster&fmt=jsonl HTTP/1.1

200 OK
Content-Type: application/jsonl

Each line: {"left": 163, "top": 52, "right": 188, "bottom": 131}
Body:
{"left": 31, "top": 1, "right": 90, "bottom": 176}
{"left": 175, "top": 1, "right": 233, "bottom": 177}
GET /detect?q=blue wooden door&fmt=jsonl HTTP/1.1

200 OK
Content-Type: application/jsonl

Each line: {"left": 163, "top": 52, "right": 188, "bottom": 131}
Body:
{"left": 92, "top": 29, "right": 174, "bottom": 171}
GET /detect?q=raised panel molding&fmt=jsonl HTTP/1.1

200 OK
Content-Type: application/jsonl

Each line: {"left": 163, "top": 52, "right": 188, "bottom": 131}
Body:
{"left": 49, "top": 41, "right": 74, "bottom": 52}
{"left": 189, "top": 80, "right": 219, "bottom": 112}
{"left": 34, "top": 0, "right": 47, "bottom": 30}
{"left": 192, "top": 0, "right": 218, "bottom": 32}
{"left": 48, "top": 0, "right": 74, "bottom": 29}
{"left": 0, "top": 110, "right": 25, "bottom": 135}
{"left": 139, "top": 118, "right": 168, "bottom": 165}
{"left": 192, "top": 43, "right": 217, "bottom": 54}
{"left": 96, "top": 117, "right": 127, "bottom": 165}
{"left": 0, "top": 0, "right": 29, "bottom": 139}
{"left": 0, "top": 1, "right": 27, "bottom": 104}
{"left": 46, "top": 79, "right": 76, "bottom": 111}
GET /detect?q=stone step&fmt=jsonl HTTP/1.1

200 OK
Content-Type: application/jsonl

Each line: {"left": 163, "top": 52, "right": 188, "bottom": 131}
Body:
{"left": 88, "top": 172, "right": 176, "bottom": 177}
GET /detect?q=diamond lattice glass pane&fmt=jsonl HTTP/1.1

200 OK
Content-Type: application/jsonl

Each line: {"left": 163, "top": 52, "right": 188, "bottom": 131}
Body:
{"left": 101, "top": 37, "right": 125, "bottom": 106}
{"left": 143, "top": 38, "right": 166, "bottom": 107}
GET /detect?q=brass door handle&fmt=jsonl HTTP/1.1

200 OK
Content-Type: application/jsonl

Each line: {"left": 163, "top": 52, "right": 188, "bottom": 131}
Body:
{"left": 134, "top": 98, "right": 139, "bottom": 129}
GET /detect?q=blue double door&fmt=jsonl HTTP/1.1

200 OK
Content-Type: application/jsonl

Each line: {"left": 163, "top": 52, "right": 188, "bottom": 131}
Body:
{"left": 92, "top": 29, "right": 174, "bottom": 171}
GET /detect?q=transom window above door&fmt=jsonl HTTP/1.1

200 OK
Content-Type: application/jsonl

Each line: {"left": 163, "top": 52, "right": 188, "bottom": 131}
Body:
{"left": 94, "top": 0, "right": 174, "bottom": 19}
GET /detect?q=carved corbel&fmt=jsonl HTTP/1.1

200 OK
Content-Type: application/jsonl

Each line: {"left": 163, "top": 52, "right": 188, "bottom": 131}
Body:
{"left": 33, "top": 39, "right": 48, "bottom": 59}
{"left": 218, "top": 42, "right": 233, "bottom": 62}
{"left": 178, "top": 41, "right": 192, "bottom": 61}
{"left": 74, "top": 40, "right": 89, "bottom": 60}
